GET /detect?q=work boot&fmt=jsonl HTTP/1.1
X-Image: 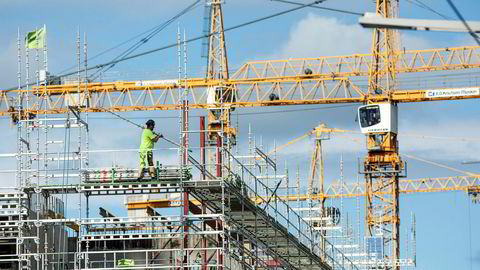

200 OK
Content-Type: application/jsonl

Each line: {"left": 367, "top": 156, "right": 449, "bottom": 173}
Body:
{"left": 149, "top": 166, "right": 157, "bottom": 180}
{"left": 137, "top": 169, "right": 145, "bottom": 181}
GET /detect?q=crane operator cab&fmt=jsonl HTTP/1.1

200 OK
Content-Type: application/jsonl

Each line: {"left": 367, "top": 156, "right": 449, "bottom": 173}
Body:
{"left": 358, "top": 103, "right": 398, "bottom": 151}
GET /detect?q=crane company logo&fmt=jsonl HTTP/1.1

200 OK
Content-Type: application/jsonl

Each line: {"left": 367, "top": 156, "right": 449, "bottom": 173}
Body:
{"left": 425, "top": 88, "right": 480, "bottom": 98}
{"left": 135, "top": 80, "right": 178, "bottom": 87}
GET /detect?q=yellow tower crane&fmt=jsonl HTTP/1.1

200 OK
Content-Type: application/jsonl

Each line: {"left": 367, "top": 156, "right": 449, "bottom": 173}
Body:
{"left": 2, "top": 1, "right": 480, "bottom": 269}
{"left": 126, "top": 126, "right": 480, "bottom": 207}
{"left": 205, "top": 0, "right": 236, "bottom": 149}
{"left": 363, "top": 1, "right": 403, "bottom": 266}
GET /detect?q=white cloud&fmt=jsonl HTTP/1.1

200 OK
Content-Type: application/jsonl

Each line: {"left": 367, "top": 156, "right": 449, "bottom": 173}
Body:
{"left": 272, "top": 14, "right": 372, "bottom": 58}
{"left": 399, "top": 119, "right": 480, "bottom": 162}
{"left": 400, "top": 31, "right": 433, "bottom": 50}
{"left": 267, "top": 116, "right": 480, "bottom": 170}
{"left": 268, "top": 13, "right": 435, "bottom": 59}
{"left": 254, "top": 13, "right": 479, "bottom": 175}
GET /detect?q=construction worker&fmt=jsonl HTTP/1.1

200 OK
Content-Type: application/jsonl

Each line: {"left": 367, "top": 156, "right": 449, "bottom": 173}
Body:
{"left": 138, "top": 119, "right": 163, "bottom": 180}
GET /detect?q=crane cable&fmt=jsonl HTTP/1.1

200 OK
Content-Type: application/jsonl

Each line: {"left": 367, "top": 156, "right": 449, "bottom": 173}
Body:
{"left": 57, "top": 0, "right": 202, "bottom": 77}
{"left": 266, "top": 126, "right": 480, "bottom": 176}
{"left": 77, "top": 104, "right": 359, "bottom": 120}
{"left": 406, "top": 0, "right": 452, "bottom": 20}
{"left": 99, "top": 108, "right": 192, "bottom": 152}
{"left": 266, "top": 131, "right": 312, "bottom": 156}
{"left": 268, "top": 129, "right": 480, "bottom": 156}
{"left": 446, "top": 0, "right": 480, "bottom": 46}
{"left": 94, "top": 107, "right": 480, "bottom": 177}
{"left": 270, "top": 0, "right": 363, "bottom": 16}
{"left": 89, "top": 0, "right": 202, "bottom": 81}
{"left": 402, "top": 154, "right": 478, "bottom": 176}
{"left": 401, "top": 133, "right": 480, "bottom": 142}
{"left": 99, "top": 108, "right": 218, "bottom": 178}
{"left": 5, "top": 0, "right": 345, "bottom": 91}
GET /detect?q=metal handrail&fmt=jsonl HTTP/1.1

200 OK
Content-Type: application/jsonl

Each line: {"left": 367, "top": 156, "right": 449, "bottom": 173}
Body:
{"left": 223, "top": 148, "right": 359, "bottom": 270}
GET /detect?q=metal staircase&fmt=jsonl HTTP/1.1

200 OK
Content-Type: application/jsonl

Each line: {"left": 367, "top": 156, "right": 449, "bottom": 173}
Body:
{"left": 183, "top": 151, "right": 358, "bottom": 270}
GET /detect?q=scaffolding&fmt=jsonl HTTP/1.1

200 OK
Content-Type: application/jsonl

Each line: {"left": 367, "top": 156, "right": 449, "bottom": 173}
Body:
{"left": 1, "top": 99, "right": 361, "bottom": 270}
{"left": 0, "top": 29, "right": 363, "bottom": 270}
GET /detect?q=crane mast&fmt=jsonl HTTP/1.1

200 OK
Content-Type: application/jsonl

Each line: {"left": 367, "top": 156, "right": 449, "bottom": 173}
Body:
{"left": 365, "top": 0, "right": 403, "bottom": 269}
{"left": 206, "top": 0, "right": 229, "bottom": 81}
{"left": 308, "top": 124, "right": 328, "bottom": 258}
{"left": 205, "top": 0, "right": 235, "bottom": 177}
{"left": 369, "top": 0, "right": 399, "bottom": 95}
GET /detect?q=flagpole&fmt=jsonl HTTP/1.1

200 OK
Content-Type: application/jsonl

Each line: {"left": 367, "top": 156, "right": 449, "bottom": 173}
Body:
{"left": 44, "top": 24, "right": 48, "bottom": 73}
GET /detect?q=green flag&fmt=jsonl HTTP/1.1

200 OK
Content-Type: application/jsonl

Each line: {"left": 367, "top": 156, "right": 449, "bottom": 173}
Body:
{"left": 25, "top": 27, "right": 46, "bottom": 49}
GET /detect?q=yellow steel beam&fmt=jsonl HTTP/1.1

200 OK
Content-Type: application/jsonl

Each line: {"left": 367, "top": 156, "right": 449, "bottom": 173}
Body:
{"left": 232, "top": 46, "right": 480, "bottom": 80}
{"left": 3, "top": 85, "right": 480, "bottom": 117}
{"left": 127, "top": 176, "right": 480, "bottom": 209}
{"left": 2, "top": 46, "right": 480, "bottom": 117}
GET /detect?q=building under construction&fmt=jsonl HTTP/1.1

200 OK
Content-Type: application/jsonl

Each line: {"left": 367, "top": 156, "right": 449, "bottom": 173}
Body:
{"left": 1, "top": 1, "right": 480, "bottom": 270}
{"left": 0, "top": 99, "right": 365, "bottom": 270}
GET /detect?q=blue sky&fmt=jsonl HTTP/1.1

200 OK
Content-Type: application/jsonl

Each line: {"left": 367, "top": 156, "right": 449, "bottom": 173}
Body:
{"left": 1, "top": 0, "right": 480, "bottom": 269}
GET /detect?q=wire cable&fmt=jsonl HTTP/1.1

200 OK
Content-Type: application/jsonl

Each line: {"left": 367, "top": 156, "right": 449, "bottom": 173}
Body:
{"left": 57, "top": 1, "right": 202, "bottom": 76}
{"left": 89, "top": 0, "right": 202, "bottom": 81}
{"left": 99, "top": 108, "right": 192, "bottom": 152}
{"left": 403, "top": 153, "right": 478, "bottom": 176}
{"left": 406, "top": 0, "right": 452, "bottom": 20}
{"left": 79, "top": 104, "right": 358, "bottom": 120}
{"left": 446, "top": 0, "right": 480, "bottom": 46}
{"left": 0, "top": 104, "right": 351, "bottom": 121}
{"left": 270, "top": 0, "right": 363, "bottom": 16}
{"left": 4, "top": 0, "right": 348, "bottom": 91}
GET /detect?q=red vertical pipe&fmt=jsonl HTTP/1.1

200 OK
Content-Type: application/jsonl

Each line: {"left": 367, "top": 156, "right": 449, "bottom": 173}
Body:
{"left": 200, "top": 116, "right": 206, "bottom": 180}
